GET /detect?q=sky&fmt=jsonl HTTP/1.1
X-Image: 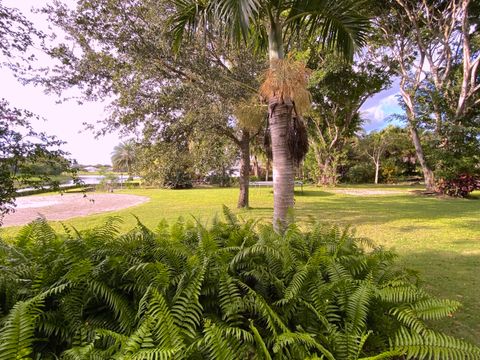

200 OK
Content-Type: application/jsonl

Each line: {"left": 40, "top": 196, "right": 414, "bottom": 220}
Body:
{"left": 1, "top": 0, "right": 402, "bottom": 165}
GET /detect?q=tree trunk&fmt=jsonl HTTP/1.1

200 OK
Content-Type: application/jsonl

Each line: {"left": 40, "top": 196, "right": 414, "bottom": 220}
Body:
{"left": 319, "top": 158, "right": 331, "bottom": 186}
{"left": 265, "top": 159, "right": 270, "bottom": 181}
{"left": 253, "top": 155, "right": 260, "bottom": 177}
{"left": 409, "top": 126, "right": 435, "bottom": 192}
{"left": 329, "top": 161, "right": 338, "bottom": 186}
{"left": 316, "top": 156, "right": 338, "bottom": 186}
{"left": 237, "top": 134, "right": 250, "bottom": 208}
{"left": 268, "top": 20, "right": 294, "bottom": 232}
{"left": 374, "top": 161, "right": 380, "bottom": 184}
{"left": 269, "top": 96, "right": 294, "bottom": 231}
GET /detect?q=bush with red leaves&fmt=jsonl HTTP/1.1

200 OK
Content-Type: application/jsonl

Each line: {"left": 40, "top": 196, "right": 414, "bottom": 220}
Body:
{"left": 437, "top": 174, "right": 480, "bottom": 197}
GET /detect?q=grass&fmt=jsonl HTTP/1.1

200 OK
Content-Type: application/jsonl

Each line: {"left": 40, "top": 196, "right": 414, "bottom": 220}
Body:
{"left": 1, "top": 185, "right": 479, "bottom": 344}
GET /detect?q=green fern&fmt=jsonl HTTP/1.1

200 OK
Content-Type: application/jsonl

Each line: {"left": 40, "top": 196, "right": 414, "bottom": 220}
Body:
{"left": 0, "top": 295, "right": 44, "bottom": 360}
{"left": 392, "top": 327, "right": 480, "bottom": 360}
{"left": 0, "top": 215, "right": 479, "bottom": 359}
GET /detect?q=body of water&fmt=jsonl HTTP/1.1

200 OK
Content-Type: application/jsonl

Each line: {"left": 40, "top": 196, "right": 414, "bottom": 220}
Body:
{"left": 17, "top": 175, "right": 139, "bottom": 193}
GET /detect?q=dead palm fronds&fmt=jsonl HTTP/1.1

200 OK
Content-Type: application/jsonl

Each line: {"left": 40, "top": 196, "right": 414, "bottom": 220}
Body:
{"left": 260, "top": 58, "right": 312, "bottom": 116}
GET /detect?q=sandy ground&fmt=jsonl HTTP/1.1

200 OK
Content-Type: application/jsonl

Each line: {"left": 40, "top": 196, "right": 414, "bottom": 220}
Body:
{"left": 3, "top": 193, "right": 150, "bottom": 227}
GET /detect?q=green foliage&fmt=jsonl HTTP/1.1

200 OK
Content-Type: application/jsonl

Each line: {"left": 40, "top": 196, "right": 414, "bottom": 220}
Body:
{"left": 135, "top": 142, "right": 194, "bottom": 189}
{"left": 345, "top": 163, "right": 375, "bottom": 184}
{"left": 0, "top": 4, "right": 75, "bottom": 223}
{"left": 0, "top": 103, "right": 74, "bottom": 224}
{"left": 1, "top": 212, "right": 479, "bottom": 359}
{"left": 111, "top": 141, "right": 137, "bottom": 177}
{"left": 306, "top": 51, "right": 393, "bottom": 186}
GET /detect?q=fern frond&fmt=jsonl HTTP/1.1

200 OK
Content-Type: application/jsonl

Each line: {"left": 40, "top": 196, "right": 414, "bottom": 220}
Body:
{"left": 346, "top": 281, "right": 372, "bottom": 332}
{"left": 0, "top": 295, "right": 44, "bottom": 360}
{"left": 222, "top": 205, "right": 239, "bottom": 226}
{"left": 148, "top": 289, "right": 184, "bottom": 351}
{"left": 171, "top": 258, "right": 207, "bottom": 339}
{"left": 128, "top": 347, "right": 183, "bottom": 360}
{"left": 88, "top": 280, "right": 135, "bottom": 331}
{"left": 201, "top": 320, "right": 242, "bottom": 360}
{"left": 122, "top": 316, "right": 155, "bottom": 354}
{"left": 218, "top": 273, "right": 243, "bottom": 325}
{"left": 413, "top": 298, "right": 460, "bottom": 321}
{"left": 273, "top": 331, "right": 335, "bottom": 360}
{"left": 284, "top": 266, "right": 308, "bottom": 301}
{"left": 390, "top": 307, "right": 428, "bottom": 335}
{"left": 392, "top": 327, "right": 480, "bottom": 360}
{"left": 237, "top": 281, "right": 288, "bottom": 336}
{"left": 250, "top": 320, "right": 272, "bottom": 360}
{"left": 358, "top": 350, "right": 403, "bottom": 360}
{"left": 376, "top": 281, "right": 426, "bottom": 303}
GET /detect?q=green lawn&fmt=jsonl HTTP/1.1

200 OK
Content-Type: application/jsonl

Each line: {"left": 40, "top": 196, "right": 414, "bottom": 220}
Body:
{"left": 1, "top": 185, "right": 479, "bottom": 344}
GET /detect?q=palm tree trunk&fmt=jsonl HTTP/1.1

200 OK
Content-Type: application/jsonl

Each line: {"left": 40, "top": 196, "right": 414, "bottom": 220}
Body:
{"left": 268, "top": 20, "right": 294, "bottom": 232}
{"left": 269, "top": 96, "right": 295, "bottom": 231}
{"left": 237, "top": 133, "right": 250, "bottom": 208}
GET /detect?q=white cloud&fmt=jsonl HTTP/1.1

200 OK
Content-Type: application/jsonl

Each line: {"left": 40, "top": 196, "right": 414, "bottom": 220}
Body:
{"left": 361, "top": 92, "right": 402, "bottom": 129}
{"left": 362, "top": 105, "right": 385, "bottom": 124}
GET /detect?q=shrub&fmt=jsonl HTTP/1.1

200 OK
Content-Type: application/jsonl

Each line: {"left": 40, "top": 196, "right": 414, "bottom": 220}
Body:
{"left": 381, "top": 158, "right": 400, "bottom": 184}
{"left": 345, "top": 163, "right": 375, "bottom": 184}
{"left": 437, "top": 173, "right": 480, "bottom": 197}
{"left": 0, "top": 211, "right": 479, "bottom": 359}
{"left": 206, "top": 173, "right": 233, "bottom": 187}
{"left": 163, "top": 169, "right": 193, "bottom": 189}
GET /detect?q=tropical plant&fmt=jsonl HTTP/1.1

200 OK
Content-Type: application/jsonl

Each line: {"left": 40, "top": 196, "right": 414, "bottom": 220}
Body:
{"left": 437, "top": 174, "right": 480, "bottom": 198}
{"left": 1, "top": 211, "right": 479, "bottom": 359}
{"left": 169, "top": 0, "right": 370, "bottom": 230}
{"left": 111, "top": 141, "right": 137, "bottom": 179}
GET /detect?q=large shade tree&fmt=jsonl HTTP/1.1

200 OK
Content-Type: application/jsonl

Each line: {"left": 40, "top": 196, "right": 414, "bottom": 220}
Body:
{"left": 0, "top": 3, "right": 72, "bottom": 223}
{"left": 36, "top": 0, "right": 266, "bottom": 209}
{"left": 306, "top": 51, "right": 393, "bottom": 185}
{"left": 170, "top": 0, "right": 370, "bottom": 230}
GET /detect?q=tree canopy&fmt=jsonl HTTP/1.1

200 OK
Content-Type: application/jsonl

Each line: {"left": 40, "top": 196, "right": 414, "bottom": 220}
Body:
{"left": 0, "top": 3, "right": 73, "bottom": 224}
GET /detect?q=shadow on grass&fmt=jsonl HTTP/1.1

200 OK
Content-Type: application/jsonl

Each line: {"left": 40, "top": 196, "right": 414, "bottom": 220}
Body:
{"left": 295, "top": 190, "right": 335, "bottom": 197}
{"left": 398, "top": 249, "right": 480, "bottom": 345}
{"left": 294, "top": 194, "right": 480, "bottom": 225}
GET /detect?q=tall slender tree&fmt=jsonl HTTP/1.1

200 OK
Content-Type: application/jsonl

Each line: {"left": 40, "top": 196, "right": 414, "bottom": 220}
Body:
{"left": 374, "top": 0, "right": 479, "bottom": 192}
{"left": 170, "top": 0, "right": 369, "bottom": 230}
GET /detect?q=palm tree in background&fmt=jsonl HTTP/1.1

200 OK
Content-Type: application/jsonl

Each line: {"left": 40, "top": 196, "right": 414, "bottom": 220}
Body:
{"left": 111, "top": 142, "right": 136, "bottom": 180}
{"left": 170, "top": 0, "right": 370, "bottom": 231}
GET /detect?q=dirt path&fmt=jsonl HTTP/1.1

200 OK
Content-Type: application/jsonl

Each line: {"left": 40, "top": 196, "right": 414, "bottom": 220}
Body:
{"left": 3, "top": 193, "right": 150, "bottom": 227}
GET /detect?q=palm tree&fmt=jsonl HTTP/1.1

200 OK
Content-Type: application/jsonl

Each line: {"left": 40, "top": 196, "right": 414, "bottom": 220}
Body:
{"left": 170, "top": 0, "right": 369, "bottom": 231}
{"left": 111, "top": 142, "right": 136, "bottom": 180}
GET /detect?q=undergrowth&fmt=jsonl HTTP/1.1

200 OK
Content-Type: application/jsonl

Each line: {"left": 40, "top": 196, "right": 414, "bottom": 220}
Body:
{"left": 0, "top": 207, "right": 479, "bottom": 359}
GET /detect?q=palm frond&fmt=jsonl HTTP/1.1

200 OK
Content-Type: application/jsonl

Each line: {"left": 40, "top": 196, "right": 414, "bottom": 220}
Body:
{"left": 285, "top": 0, "right": 370, "bottom": 60}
